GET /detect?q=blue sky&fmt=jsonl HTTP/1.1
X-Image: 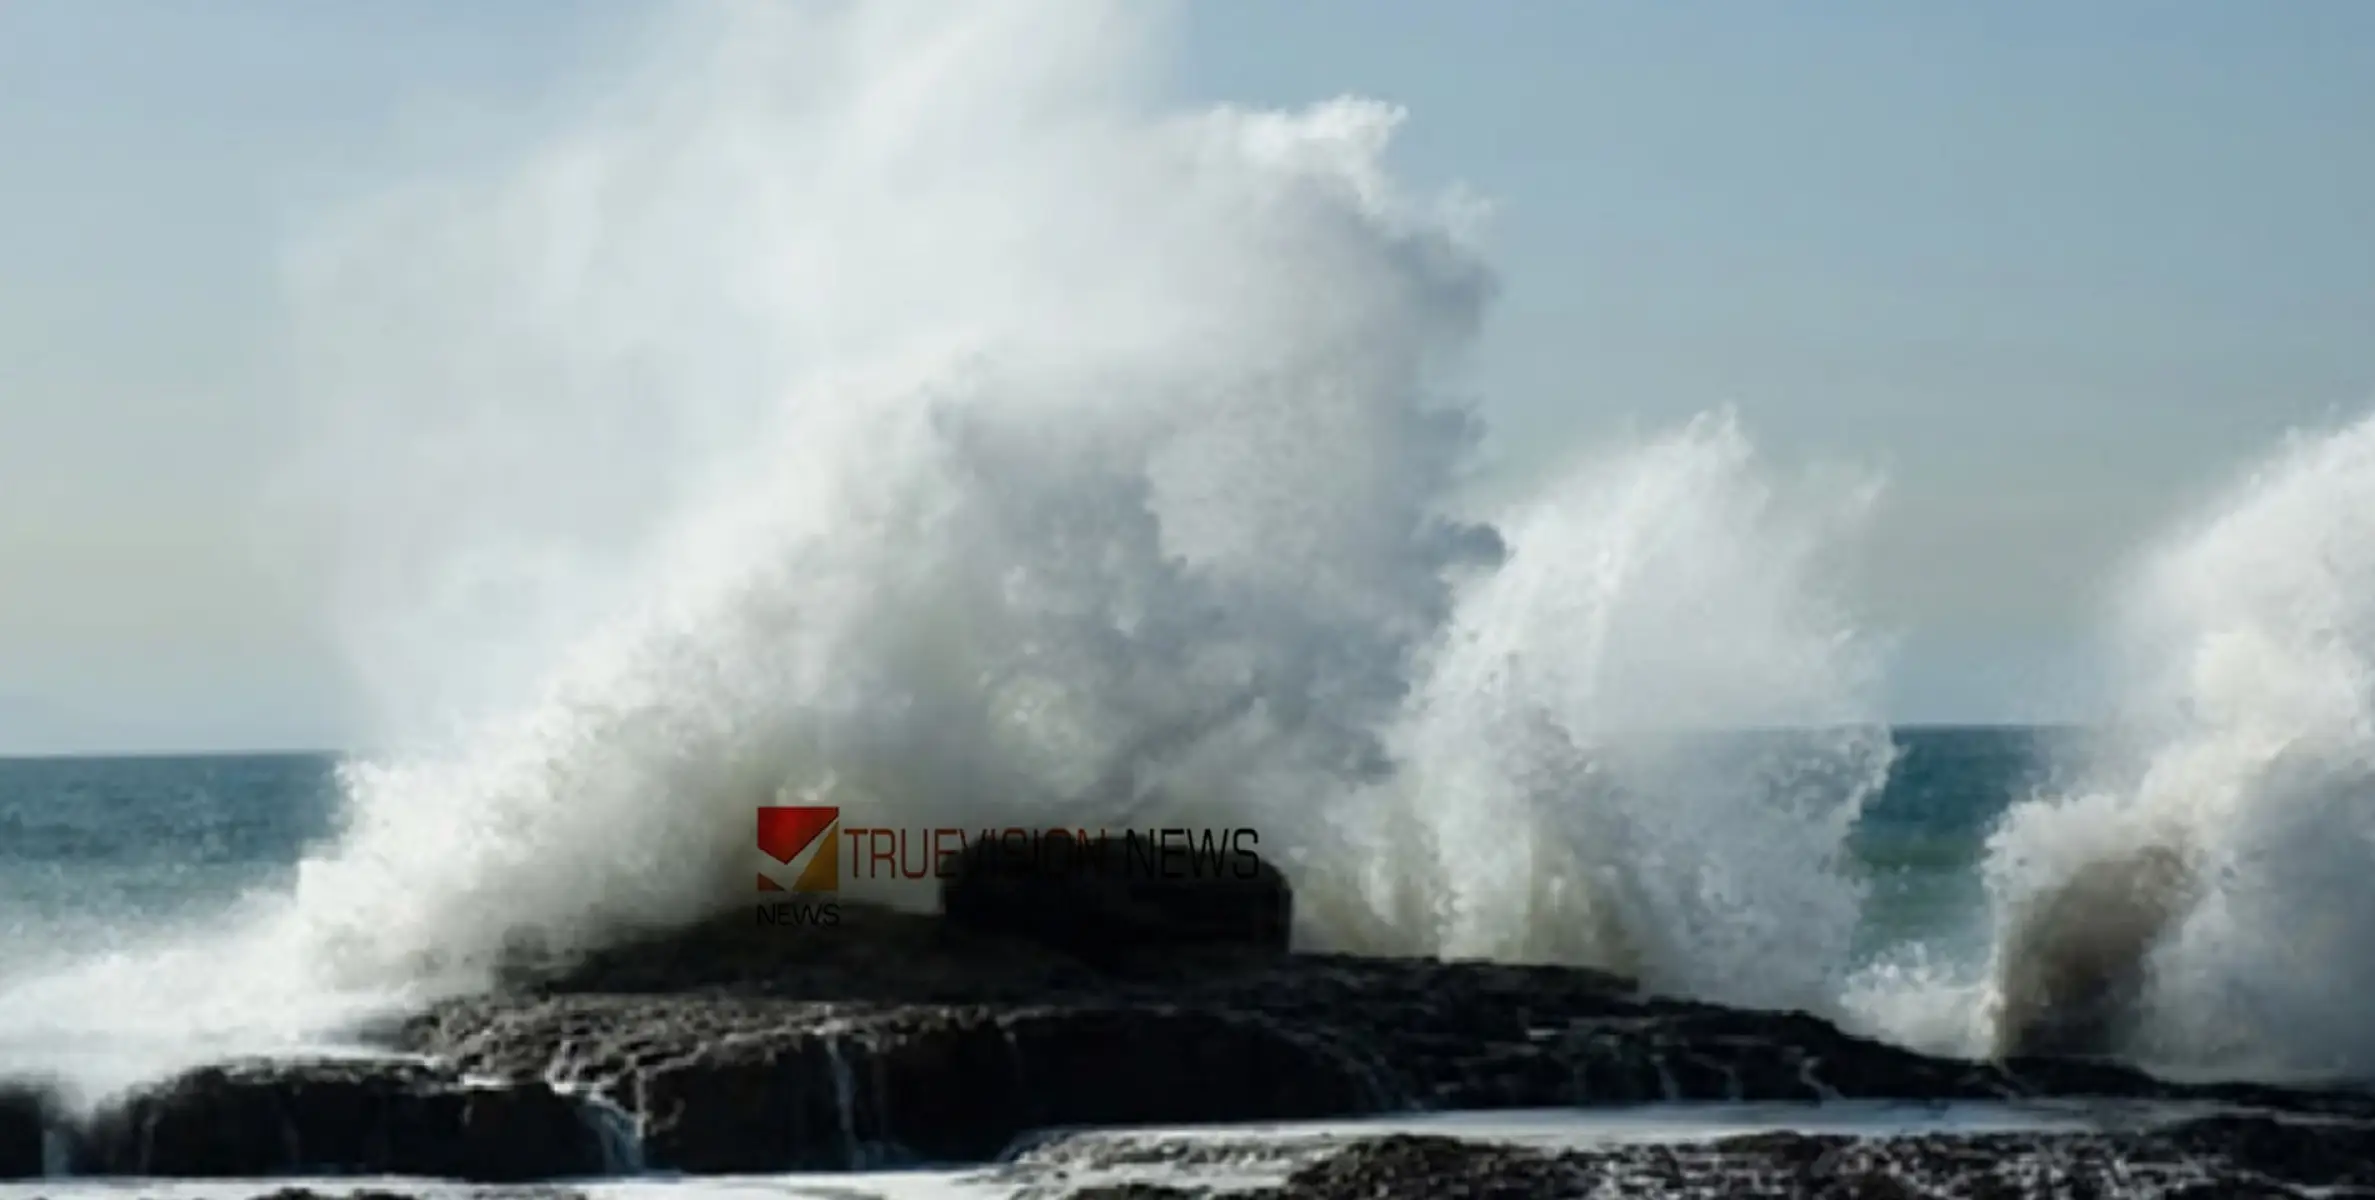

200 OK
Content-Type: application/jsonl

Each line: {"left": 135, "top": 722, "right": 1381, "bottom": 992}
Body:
{"left": 2, "top": 1, "right": 2371, "bottom": 751}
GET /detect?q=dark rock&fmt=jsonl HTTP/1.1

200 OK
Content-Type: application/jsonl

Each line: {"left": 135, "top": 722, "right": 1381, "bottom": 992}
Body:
{"left": 240, "top": 1191, "right": 587, "bottom": 1200}
{"left": 456, "top": 1082, "right": 615, "bottom": 1181}
{"left": 391, "top": 918, "right": 2375, "bottom": 1177}
{"left": 1267, "top": 1134, "right": 1594, "bottom": 1199}
{"left": 939, "top": 831, "right": 1291, "bottom": 966}
{"left": 58, "top": 902, "right": 2375, "bottom": 1185}
{"left": 0, "top": 1083, "right": 52, "bottom": 1178}
{"left": 248, "top": 1191, "right": 448, "bottom": 1200}
{"left": 521, "top": 902, "right": 1103, "bottom": 1001}
{"left": 1187, "top": 1119, "right": 2375, "bottom": 1199}
{"left": 2167, "top": 1114, "right": 2375, "bottom": 1189}
{"left": 621, "top": 1003, "right": 1372, "bottom": 1171}
{"left": 79, "top": 1060, "right": 609, "bottom": 1181}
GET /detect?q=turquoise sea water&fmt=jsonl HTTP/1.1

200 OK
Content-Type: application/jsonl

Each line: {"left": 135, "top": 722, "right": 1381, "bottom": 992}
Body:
{"left": 0, "top": 727, "right": 2051, "bottom": 976}
{"left": 1844, "top": 725, "right": 2073, "bottom": 960}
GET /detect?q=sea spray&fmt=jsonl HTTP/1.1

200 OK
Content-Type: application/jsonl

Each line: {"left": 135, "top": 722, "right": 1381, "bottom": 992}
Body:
{"left": 0, "top": 0, "right": 1896, "bottom": 1098}
{"left": 2, "top": 3, "right": 1498, "bottom": 1092}
{"left": 1340, "top": 414, "right": 1894, "bottom": 1014}
{"left": 1959, "top": 413, "right": 2375, "bottom": 1076}
{"left": 274, "top": 0, "right": 1497, "bottom": 995}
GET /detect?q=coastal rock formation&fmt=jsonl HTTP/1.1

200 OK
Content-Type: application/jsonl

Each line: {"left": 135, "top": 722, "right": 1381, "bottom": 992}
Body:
{"left": 622, "top": 1004, "right": 1363, "bottom": 1171}
{"left": 997, "top": 1109, "right": 2375, "bottom": 1198}
{"left": 0, "top": 1084, "right": 50, "bottom": 1178}
{"left": 113, "top": 1112, "right": 2375, "bottom": 1198}
{"left": 73, "top": 1060, "right": 614, "bottom": 1180}
{"left": 1206, "top": 1118, "right": 2375, "bottom": 1199}
{"left": 382, "top": 905, "right": 2375, "bottom": 1175}
{"left": 8, "top": 898, "right": 2374, "bottom": 1185}
{"left": 938, "top": 831, "right": 1293, "bottom": 965}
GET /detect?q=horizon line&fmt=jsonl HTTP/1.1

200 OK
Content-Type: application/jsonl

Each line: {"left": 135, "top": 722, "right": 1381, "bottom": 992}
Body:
{"left": 0, "top": 720, "right": 2095, "bottom": 764}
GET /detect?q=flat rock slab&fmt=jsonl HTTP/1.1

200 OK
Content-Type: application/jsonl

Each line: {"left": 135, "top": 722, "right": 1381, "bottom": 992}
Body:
{"left": 392, "top": 908, "right": 2372, "bottom": 1174}
{"left": 61, "top": 1059, "right": 619, "bottom": 1181}
{"left": 13, "top": 906, "right": 2374, "bottom": 1183}
{"left": 0, "top": 1084, "right": 52, "bottom": 1179}
{"left": 45, "top": 1115, "right": 2375, "bottom": 1198}
{"left": 1220, "top": 1120, "right": 2375, "bottom": 1199}
{"left": 408, "top": 997, "right": 1378, "bottom": 1172}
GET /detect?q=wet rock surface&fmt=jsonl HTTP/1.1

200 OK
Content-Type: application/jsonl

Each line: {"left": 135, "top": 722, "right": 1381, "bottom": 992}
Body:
{"left": 1201, "top": 1118, "right": 2375, "bottom": 1199}
{"left": 0, "top": 1082, "right": 52, "bottom": 1178}
{"left": 387, "top": 904, "right": 2375, "bottom": 1175}
{"left": 939, "top": 832, "right": 1292, "bottom": 966}
{"left": 68, "top": 1059, "right": 614, "bottom": 1181}
{"left": 129, "top": 1115, "right": 2375, "bottom": 1198}
{"left": 198, "top": 1191, "right": 587, "bottom": 1200}
{"left": 10, "top": 901, "right": 2375, "bottom": 1187}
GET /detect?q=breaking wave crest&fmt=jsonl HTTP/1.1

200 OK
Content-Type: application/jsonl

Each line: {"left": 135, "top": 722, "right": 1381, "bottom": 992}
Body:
{"left": 1842, "top": 414, "right": 2375, "bottom": 1082}
{"left": 1980, "top": 415, "right": 2375, "bottom": 1079}
{"left": 0, "top": 1, "right": 1898, "bottom": 1099}
{"left": 41, "top": 0, "right": 2375, "bottom": 1102}
{"left": 1348, "top": 418, "right": 1893, "bottom": 1014}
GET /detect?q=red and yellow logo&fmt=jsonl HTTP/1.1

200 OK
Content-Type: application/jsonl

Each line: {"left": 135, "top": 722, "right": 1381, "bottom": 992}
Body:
{"left": 756, "top": 805, "right": 839, "bottom": 893}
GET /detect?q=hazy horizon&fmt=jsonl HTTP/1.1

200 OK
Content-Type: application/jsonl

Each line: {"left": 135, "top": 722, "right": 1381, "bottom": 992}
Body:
{"left": 0, "top": 718, "right": 2104, "bottom": 763}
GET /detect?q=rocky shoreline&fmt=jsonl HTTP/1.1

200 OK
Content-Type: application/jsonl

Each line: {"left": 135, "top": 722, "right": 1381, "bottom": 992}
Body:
{"left": 1081, "top": 1118, "right": 2375, "bottom": 1198}
{"left": 4, "top": 889, "right": 2373, "bottom": 1194}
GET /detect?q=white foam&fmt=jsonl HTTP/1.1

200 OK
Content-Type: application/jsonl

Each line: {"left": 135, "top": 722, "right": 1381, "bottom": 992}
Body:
{"left": 0, "top": 0, "right": 1892, "bottom": 1097}
{"left": 1853, "top": 412, "right": 2375, "bottom": 1078}
{"left": 1353, "top": 415, "right": 1891, "bottom": 1013}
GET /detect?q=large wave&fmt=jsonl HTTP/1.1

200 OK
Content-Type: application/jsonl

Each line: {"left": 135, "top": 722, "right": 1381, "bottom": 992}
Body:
{"left": 27, "top": 0, "right": 2374, "bottom": 1105}
{"left": 275, "top": 0, "right": 1497, "bottom": 988}
{"left": 1352, "top": 416, "right": 1892, "bottom": 1014}
{"left": 1990, "top": 414, "right": 2375, "bottom": 1079}
{"left": 0, "top": 0, "right": 1896, "bottom": 1101}
{"left": 1850, "top": 415, "right": 2375, "bottom": 1080}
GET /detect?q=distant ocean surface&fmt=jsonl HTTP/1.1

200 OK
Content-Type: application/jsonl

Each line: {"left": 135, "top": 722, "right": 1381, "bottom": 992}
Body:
{"left": 0, "top": 753, "right": 341, "bottom": 972}
{"left": 0, "top": 727, "right": 2048, "bottom": 982}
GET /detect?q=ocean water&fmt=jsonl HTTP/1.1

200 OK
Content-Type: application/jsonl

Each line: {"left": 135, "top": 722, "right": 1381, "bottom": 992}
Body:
{"left": 0, "top": 756, "right": 340, "bottom": 975}
{"left": 0, "top": 729, "right": 2040, "bottom": 1107}
{"left": 0, "top": 726, "right": 2030, "bottom": 966}
{"left": 0, "top": 728, "right": 2035, "bottom": 964}
{"left": 0, "top": 728, "right": 2025, "bottom": 1055}
{"left": 9, "top": 0, "right": 2375, "bottom": 1121}
{"left": 1846, "top": 728, "right": 2065, "bottom": 959}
